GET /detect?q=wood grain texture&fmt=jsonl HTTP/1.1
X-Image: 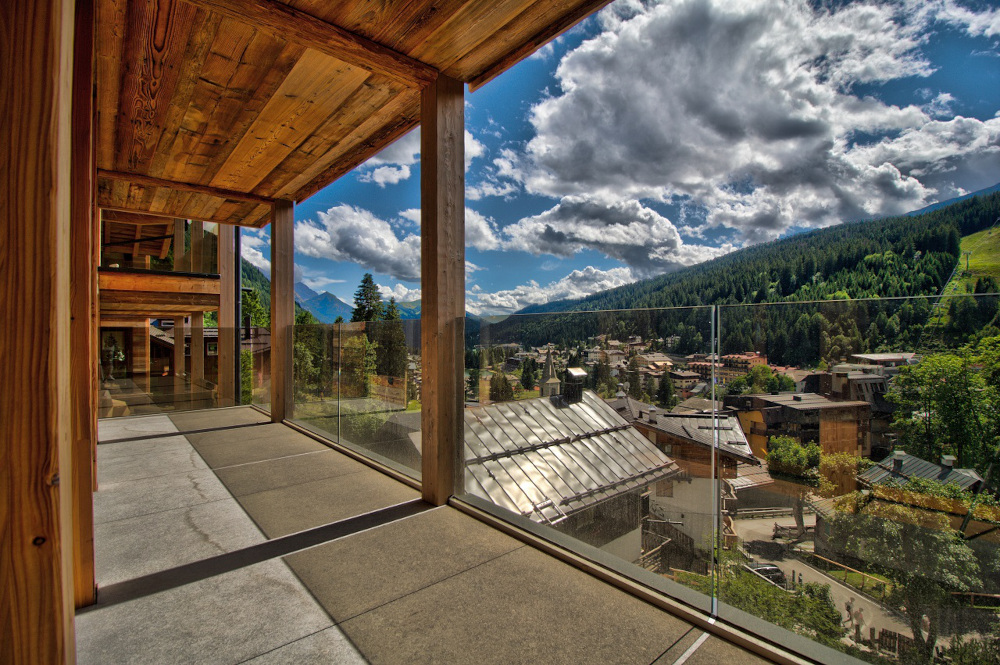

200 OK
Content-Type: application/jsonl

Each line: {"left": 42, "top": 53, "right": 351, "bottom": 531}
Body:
{"left": 269, "top": 200, "right": 294, "bottom": 422}
{"left": 190, "top": 309, "right": 205, "bottom": 384}
{"left": 182, "top": 0, "right": 437, "bottom": 86}
{"left": 114, "top": 0, "right": 199, "bottom": 172}
{"left": 217, "top": 223, "right": 236, "bottom": 402}
{"left": 99, "top": 169, "right": 276, "bottom": 205}
{"left": 99, "top": 270, "right": 220, "bottom": 294}
{"left": 1, "top": 0, "right": 76, "bottom": 660}
{"left": 467, "top": 0, "right": 612, "bottom": 89}
{"left": 420, "top": 74, "right": 465, "bottom": 506}
{"left": 71, "top": 0, "right": 98, "bottom": 609}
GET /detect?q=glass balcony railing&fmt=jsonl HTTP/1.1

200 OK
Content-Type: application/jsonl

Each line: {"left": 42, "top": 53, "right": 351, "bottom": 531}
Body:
{"left": 290, "top": 319, "right": 421, "bottom": 478}
{"left": 97, "top": 320, "right": 267, "bottom": 417}
{"left": 455, "top": 293, "right": 1000, "bottom": 664}
{"left": 283, "top": 292, "right": 999, "bottom": 662}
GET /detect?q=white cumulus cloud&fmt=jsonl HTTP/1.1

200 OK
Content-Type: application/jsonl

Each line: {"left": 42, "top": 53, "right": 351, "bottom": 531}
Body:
{"left": 466, "top": 266, "right": 637, "bottom": 315}
{"left": 516, "top": 0, "right": 1000, "bottom": 244}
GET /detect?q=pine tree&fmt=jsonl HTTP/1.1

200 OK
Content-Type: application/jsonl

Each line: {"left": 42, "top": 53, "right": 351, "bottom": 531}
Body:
{"left": 376, "top": 297, "right": 408, "bottom": 378}
{"left": 351, "top": 273, "right": 383, "bottom": 322}
{"left": 489, "top": 371, "right": 514, "bottom": 402}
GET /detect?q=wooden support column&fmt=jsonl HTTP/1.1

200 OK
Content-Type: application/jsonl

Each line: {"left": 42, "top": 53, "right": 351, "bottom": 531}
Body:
{"left": 218, "top": 224, "right": 236, "bottom": 404}
{"left": 173, "top": 315, "right": 187, "bottom": 398}
{"left": 270, "top": 200, "right": 294, "bottom": 422}
{"left": 1, "top": 0, "right": 77, "bottom": 660}
{"left": 190, "top": 220, "right": 204, "bottom": 273}
{"left": 173, "top": 219, "right": 188, "bottom": 272}
{"left": 420, "top": 74, "right": 465, "bottom": 506}
{"left": 69, "top": 0, "right": 97, "bottom": 609}
{"left": 190, "top": 312, "right": 204, "bottom": 387}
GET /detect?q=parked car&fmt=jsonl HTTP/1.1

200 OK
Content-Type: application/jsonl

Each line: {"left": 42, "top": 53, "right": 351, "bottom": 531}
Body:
{"left": 744, "top": 562, "right": 787, "bottom": 587}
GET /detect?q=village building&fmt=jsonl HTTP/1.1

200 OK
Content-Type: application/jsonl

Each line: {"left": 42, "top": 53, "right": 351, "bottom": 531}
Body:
{"left": 725, "top": 392, "right": 871, "bottom": 458}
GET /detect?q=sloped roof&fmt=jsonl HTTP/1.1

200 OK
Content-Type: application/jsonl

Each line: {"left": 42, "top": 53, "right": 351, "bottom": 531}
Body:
{"left": 860, "top": 452, "right": 982, "bottom": 491}
{"left": 464, "top": 391, "right": 680, "bottom": 525}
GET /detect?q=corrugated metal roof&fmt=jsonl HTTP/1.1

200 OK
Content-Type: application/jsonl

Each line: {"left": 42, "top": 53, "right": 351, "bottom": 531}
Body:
{"left": 860, "top": 452, "right": 983, "bottom": 490}
{"left": 464, "top": 391, "right": 680, "bottom": 525}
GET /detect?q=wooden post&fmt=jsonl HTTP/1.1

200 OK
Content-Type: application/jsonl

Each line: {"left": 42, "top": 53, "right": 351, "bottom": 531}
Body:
{"left": 69, "top": 0, "right": 97, "bottom": 609}
{"left": 173, "top": 315, "right": 187, "bottom": 399}
{"left": 190, "top": 312, "right": 204, "bottom": 387}
{"left": 190, "top": 220, "right": 204, "bottom": 273}
{"left": 420, "top": 74, "right": 465, "bottom": 506}
{"left": 1, "top": 0, "right": 77, "bottom": 660}
{"left": 218, "top": 224, "right": 236, "bottom": 404}
{"left": 270, "top": 201, "right": 294, "bottom": 422}
{"left": 173, "top": 219, "right": 188, "bottom": 272}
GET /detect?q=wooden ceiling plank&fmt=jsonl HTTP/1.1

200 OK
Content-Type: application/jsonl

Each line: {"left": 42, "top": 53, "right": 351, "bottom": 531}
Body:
{"left": 468, "top": 0, "right": 614, "bottom": 90}
{"left": 114, "top": 0, "right": 200, "bottom": 172}
{"left": 251, "top": 76, "right": 406, "bottom": 197}
{"left": 294, "top": 102, "right": 421, "bottom": 203}
{"left": 159, "top": 25, "right": 304, "bottom": 185}
{"left": 98, "top": 169, "right": 276, "bottom": 204}
{"left": 146, "top": 9, "right": 224, "bottom": 177}
{"left": 410, "top": 0, "right": 533, "bottom": 70}
{"left": 278, "top": 92, "right": 418, "bottom": 201}
{"left": 210, "top": 50, "right": 372, "bottom": 192}
{"left": 180, "top": 0, "right": 438, "bottom": 86}
{"left": 95, "top": 0, "right": 127, "bottom": 170}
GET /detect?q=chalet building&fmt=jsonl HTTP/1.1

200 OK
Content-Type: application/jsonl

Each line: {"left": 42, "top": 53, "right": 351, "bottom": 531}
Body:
{"left": 669, "top": 370, "right": 700, "bottom": 399}
{"left": 607, "top": 396, "right": 762, "bottom": 564}
{"left": 850, "top": 352, "right": 919, "bottom": 375}
{"left": 724, "top": 393, "right": 871, "bottom": 458}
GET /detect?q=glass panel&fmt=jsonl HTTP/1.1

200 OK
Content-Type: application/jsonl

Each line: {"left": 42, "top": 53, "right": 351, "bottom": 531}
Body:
{"left": 291, "top": 318, "right": 421, "bottom": 478}
{"left": 100, "top": 219, "right": 219, "bottom": 274}
{"left": 98, "top": 316, "right": 243, "bottom": 417}
{"left": 462, "top": 306, "right": 718, "bottom": 613}
{"left": 716, "top": 294, "right": 1000, "bottom": 663}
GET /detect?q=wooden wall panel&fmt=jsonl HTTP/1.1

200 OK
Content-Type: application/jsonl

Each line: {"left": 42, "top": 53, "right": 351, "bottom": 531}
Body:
{"left": 420, "top": 74, "right": 466, "bottom": 506}
{"left": 0, "top": 0, "right": 77, "bottom": 660}
{"left": 270, "top": 200, "right": 294, "bottom": 422}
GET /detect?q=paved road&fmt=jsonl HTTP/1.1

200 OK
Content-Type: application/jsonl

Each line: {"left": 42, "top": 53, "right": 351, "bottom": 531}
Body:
{"left": 732, "top": 516, "right": 910, "bottom": 639}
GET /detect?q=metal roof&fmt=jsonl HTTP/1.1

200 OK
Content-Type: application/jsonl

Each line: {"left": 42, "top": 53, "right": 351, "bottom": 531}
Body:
{"left": 860, "top": 452, "right": 983, "bottom": 491}
{"left": 464, "top": 391, "right": 681, "bottom": 526}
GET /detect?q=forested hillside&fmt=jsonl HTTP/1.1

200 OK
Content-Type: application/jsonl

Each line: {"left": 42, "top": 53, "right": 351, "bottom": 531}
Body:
{"left": 487, "top": 192, "right": 1000, "bottom": 366}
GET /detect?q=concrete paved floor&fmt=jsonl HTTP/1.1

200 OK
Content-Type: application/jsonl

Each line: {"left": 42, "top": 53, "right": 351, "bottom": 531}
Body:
{"left": 79, "top": 408, "right": 775, "bottom": 664}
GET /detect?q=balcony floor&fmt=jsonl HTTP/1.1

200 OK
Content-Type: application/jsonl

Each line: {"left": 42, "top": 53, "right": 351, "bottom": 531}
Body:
{"left": 78, "top": 407, "right": 773, "bottom": 664}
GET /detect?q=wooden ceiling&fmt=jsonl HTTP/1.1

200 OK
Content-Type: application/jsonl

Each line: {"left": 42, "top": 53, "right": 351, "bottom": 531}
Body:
{"left": 94, "top": 0, "right": 611, "bottom": 228}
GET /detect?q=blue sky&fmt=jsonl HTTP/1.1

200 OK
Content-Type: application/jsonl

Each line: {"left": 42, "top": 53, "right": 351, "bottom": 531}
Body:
{"left": 240, "top": 0, "right": 1000, "bottom": 315}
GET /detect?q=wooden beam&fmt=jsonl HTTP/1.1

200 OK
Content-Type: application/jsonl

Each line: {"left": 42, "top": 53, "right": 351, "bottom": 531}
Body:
{"left": 99, "top": 203, "right": 255, "bottom": 227}
{"left": 98, "top": 168, "right": 277, "bottom": 206}
{"left": 420, "top": 74, "right": 465, "bottom": 506}
{"left": 1, "top": 0, "right": 77, "bottom": 659}
{"left": 99, "top": 291, "right": 220, "bottom": 310}
{"left": 98, "top": 271, "right": 221, "bottom": 295}
{"left": 101, "top": 210, "right": 176, "bottom": 225}
{"left": 468, "top": 0, "right": 614, "bottom": 91}
{"left": 270, "top": 199, "right": 294, "bottom": 422}
{"left": 70, "top": 0, "right": 97, "bottom": 609}
{"left": 217, "top": 224, "right": 236, "bottom": 404}
{"left": 180, "top": 0, "right": 437, "bottom": 88}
